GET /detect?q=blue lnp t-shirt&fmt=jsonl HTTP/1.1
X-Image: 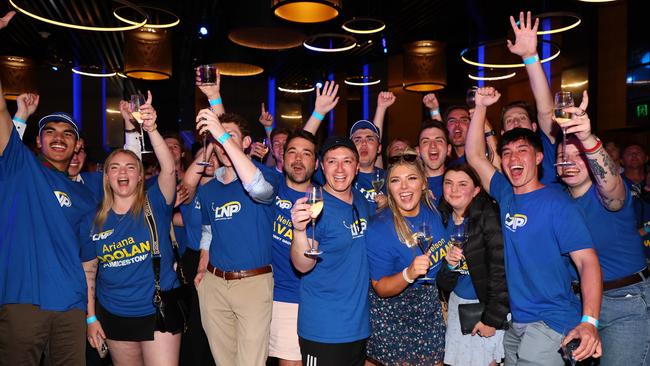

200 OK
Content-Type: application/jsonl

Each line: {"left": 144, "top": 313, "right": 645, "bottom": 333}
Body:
{"left": 199, "top": 167, "right": 277, "bottom": 271}
{"left": 354, "top": 168, "right": 386, "bottom": 212}
{"left": 299, "top": 189, "right": 371, "bottom": 343}
{"left": 0, "top": 129, "right": 97, "bottom": 312}
{"left": 427, "top": 175, "right": 443, "bottom": 206}
{"left": 271, "top": 180, "right": 305, "bottom": 303}
{"left": 574, "top": 184, "right": 646, "bottom": 281}
{"left": 80, "top": 171, "right": 104, "bottom": 200}
{"left": 80, "top": 182, "right": 177, "bottom": 317}
{"left": 367, "top": 204, "right": 447, "bottom": 285}
{"left": 489, "top": 172, "right": 593, "bottom": 334}
{"left": 179, "top": 186, "right": 205, "bottom": 252}
{"left": 445, "top": 219, "right": 478, "bottom": 300}
{"left": 447, "top": 154, "right": 466, "bottom": 168}
{"left": 539, "top": 131, "right": 560, "bottom": 188}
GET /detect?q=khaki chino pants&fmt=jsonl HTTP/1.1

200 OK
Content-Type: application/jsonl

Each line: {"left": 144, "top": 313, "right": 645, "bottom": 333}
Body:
{"left": 197, "top": 271, "right": 273, "bottom": 366}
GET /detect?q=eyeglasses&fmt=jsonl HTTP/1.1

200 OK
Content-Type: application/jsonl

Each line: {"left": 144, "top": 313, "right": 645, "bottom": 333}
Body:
{"left": 388, "top": 153, "right": 419, "bottom": 166}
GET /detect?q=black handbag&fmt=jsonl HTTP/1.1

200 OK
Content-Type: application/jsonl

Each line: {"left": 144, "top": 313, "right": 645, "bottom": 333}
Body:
{"left": 143, "top": 199, "right": 191, "bottom": 334}
{"left": 458, "top": 302, "right": 484, "bottom": 335}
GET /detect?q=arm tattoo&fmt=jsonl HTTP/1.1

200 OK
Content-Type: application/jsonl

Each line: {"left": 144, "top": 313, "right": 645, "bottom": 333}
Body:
{"left": 587, "top": 158, "right": 607, "bottom": 183}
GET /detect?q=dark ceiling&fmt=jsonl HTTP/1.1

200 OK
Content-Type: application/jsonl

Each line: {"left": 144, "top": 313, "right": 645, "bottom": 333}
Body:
{"left": 0, "top": 0, "right": 600, "bottom": 136}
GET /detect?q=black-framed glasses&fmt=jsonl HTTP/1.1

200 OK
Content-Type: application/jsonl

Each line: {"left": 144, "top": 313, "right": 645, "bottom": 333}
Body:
{"left": 388, "top": 153, "right": 418, "bottom": 166}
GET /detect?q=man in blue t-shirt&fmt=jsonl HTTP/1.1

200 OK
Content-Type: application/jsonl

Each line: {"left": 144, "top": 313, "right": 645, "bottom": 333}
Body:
{"left": 192, "top": 111, "right": 278, "bottom": 366}
{"left": 290, "top": 136, "right": 371, "bottom": 366}
{"left": 417, "top": 120, "right": 450, "bottom": 205}
{"left": 0, "top": 68, "right": 97, "bottom": 364}
{"left": 466, "top": 85, "right": 602, "bottom": 365}
{"left": 349, "top": 120, "right": 386, "bottom": 211}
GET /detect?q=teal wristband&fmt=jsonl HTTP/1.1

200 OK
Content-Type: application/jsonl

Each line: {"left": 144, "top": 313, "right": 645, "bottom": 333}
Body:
{"left": 430, "top": 108, "right": 440, "bottom": 118}
{"left": 523, "top": 54, "right": 539, "bottom": 65}
{"left": 217, "top": 132, "right": 231, "bottom": 144}
{"left": 311, "top": 111, "right": 325, "bottom": 121}
{"left": 13, "top": 116, "right": 26, "bottom": 124}
{"left": 209, "top": 97, "right": 222, "bottom": 107}
{"left": 643, "top": 222, "right": 650, "bottom": 234}
{"left": 447, "top": 264, "right": 456, "bottom": 270}
{"left": 264, "top": 126, "right": 273, "bottom": 133}
{"left": 581, "top": 315, "right": 599, "bottom": 328}
{"left": 86, "top": 315, "right": 97, "bottom": 325}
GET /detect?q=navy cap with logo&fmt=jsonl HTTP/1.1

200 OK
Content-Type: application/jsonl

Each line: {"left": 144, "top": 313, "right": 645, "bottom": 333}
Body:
{"left": 320, "top": 135, "right": 359, "bottom": 160}
{"left": 349, "top": 120, "right": 380, "bottom": 138}
{"left": 38, "top": 112, "right": 80, "bottom": 140}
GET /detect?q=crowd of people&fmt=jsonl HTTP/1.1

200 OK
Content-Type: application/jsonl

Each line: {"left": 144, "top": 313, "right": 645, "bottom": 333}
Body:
{"left": 1, "top": 9, "right": 649, "bottom": 366}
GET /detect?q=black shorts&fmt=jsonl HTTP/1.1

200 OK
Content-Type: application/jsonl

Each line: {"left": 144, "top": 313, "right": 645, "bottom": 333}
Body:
{"left": 96, "top": 302, "right": 156, "bottom": 342}
{"left": 299, "top": 337, "right": 367, "bottom": 366}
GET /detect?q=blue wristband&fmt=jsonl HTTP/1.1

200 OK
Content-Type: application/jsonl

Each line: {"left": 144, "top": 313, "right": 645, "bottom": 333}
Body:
{"left": 264, "top": 126, "right": 273, "bottom": 133}
{"left": 86, "top": 315, "right": 97, "bottom": 325}
{"left": 523, "top": 54, "right": 539, "bottom": 65}
{"left": 217, "top": 132, "right": 231, "bottom": 144}
{"left": 13, "top": 116, "right": 26, "bottom": 124}
{"left": 581, "top": 315, "right": 599, "bottom": 328}
{"left": 430, "top": 108, "right": 440, "bottom": 118}
{"left": 209, "top": 97, "right": 222, "bottom": 107}
{"left": 447, "top": 264, "right": 456, "bottom": 270}
{"left": 311, "top": 111, "right": 325, "bottom": 121}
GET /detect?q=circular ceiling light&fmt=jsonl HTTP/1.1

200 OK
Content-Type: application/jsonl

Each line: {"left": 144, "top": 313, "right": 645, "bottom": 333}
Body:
{"left": 460, "top": 39, "right": 560, "bottom": 69}
{"left": 278, "top": 84, "right": 315, "bottom": 93}
{"left": 344, "top": 76, "right": 381, "bottom": 86}
{"left": 72, "top": 66, "right": 117, "bottom": 78}
{"left": 272, "top": 0, "right": 341, "bottom": 23}
{"left": 530, "top": 12, "right": 581, "bottom": 35}
{"left": 281, "top": 113, "right": 303, "bottom": 119}
{"left": 228, "top": 27, "right": 305, "bottom": 50}
{"left": 303, "top": 33, "right": 357, "bottom": 53}
{"left": 9, "top": 0, "right": 147, "bottom": 32}
{"left": 468, "top": 70, "right": 517, "bottom": 81}
{"left": 341, "top": 17, "right": 386, "bottom": 34}
{"left": 214, "top": 62, "right": 264, "bottom": 77}
{"left": 113, "top": 5, "right": 180, "bottom": 29}
{"left": 561, "top": 80, "right": 589, "bottom": 88}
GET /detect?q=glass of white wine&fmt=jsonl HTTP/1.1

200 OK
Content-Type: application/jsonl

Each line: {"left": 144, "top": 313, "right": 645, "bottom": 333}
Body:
{"left": 415, "top": 221, "right": 434, "bottom": 280}
{"left": 449, "top": 220, "right": 469, "bottom": 272}
{"left": 371, "top": 169, "right": 385, "bottom": 195}
{"left": 554, "top": 91, "right": 575, "bottom": 167}
{"left": 130, "top": 93, "right": 151, "bottom": 154}
{"left": 305, "top": 186, "right": 323, "bottom": 256}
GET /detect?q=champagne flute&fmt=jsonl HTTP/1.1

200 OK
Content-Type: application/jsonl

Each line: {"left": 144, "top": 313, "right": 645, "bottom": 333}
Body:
{"left": 130, "top": 93, "right": 151, "bottom": 154}
{"left": 449, "top": 220, "right": 469, "bottom": 272}
{"left": 371, "top": 169, "right": 385, "bottom": 194}
{"left": 554, "top": 91, "right": 576, "bottom": 167}
{"left": 196, "top": 117, "right": 212, "bottom": 167}
{"left": 414, "top": 221, "right": 434, "bottom": 280}
{"left": 305, "top": 186, "right": 323, "bottom": 256}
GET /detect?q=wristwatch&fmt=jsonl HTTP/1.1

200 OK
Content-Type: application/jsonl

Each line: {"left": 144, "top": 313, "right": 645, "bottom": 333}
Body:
{"left": 484, "top": 130, "right": 496, "bottom": 138}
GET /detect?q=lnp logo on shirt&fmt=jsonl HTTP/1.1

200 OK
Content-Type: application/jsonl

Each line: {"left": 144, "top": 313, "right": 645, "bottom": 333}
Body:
{"left": 92, "top": 229, "right": 114, "bottom": 241}
{"left": 54, "top": 191, "right": 71, "bottom": 207}
{"left": 275, "top": 197, "right": 293, "bottom": 210}
{"left": 194, "top": 199, "right": 201, "bottom": 209}
{"left": 344, "top": 218, "right": 368, "bottom": 238}
{"left": 504, "top": 213, "right": 527, "bottom": 232}
{"left": 356, "top": 185, "right": 377, "bottom": 203}
{"left": 212, "top": 201, "right": 241, "bottom": 220}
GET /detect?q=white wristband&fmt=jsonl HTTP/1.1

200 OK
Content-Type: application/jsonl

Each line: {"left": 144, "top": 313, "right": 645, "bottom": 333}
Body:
{"left": 402, "top": 267, "right": 414, "bottom": 284}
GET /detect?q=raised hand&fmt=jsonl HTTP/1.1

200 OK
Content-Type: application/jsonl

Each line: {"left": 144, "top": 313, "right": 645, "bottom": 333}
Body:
{"left": 377, "top": 91, "right": 396, "bottom": 110}
{"left": 422, "top": 93, "right": 439, "bottom": 110}
{"left": 16, "top": 93, "right": 40, "bottom": 118}
{"left": 0, "top": 11, "right": 15, "bottom": 30}
{"left": 140, "top": 91, "right": 158, "bottom": 132}
{"left": 196, "top": 108, "right": 225, "bottom": 139}
{"left": 474, "top": 87, "right": 501, "bottom": 107}
{"left": 507, "top": 11, "right": 539, "bottom": 59}
{"left": 314, "top": 81, "right": 340, "bottom": 115}
{"left": 195, "top": 67, "right": 221, "bottom": 100}
{"left": 557, "top": 90, "right": 591, "bottom": 142}
{"left": 290, "top": 197, "right": 312, "bottom": 232}
{"left": 258, "top": 102, "right": 273, "bottom": 128}
{"left": 248, "top": 142, "right": 268, "bottom": 160}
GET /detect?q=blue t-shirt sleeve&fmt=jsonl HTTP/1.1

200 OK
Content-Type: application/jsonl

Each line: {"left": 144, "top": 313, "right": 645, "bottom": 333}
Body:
{"left": 553, "top": 198, "right": 594, "bottom": 254}
{"left": 0, "top": 128, "right": 29, "bottom": 177}
{"left": 488, "top": 171, "right": 512, "bottom": 203}
{"left": 312, "top": 168, "right": 325, "bottom": 186}
{"left": 366, "top": 223, "right": 396, "bottom": 281}
{"left": 79, "top": 216, "right": 97, "bottom": 262}
{"left": 146, "top": 181, "right": 174, "bottom": 224}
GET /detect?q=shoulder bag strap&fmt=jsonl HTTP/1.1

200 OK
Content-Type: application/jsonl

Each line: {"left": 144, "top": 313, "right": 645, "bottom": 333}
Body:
{"left": 143, "top": 198, "right": 162, "bottom": 306}
{"left": 169, "top": 223, "right": 188, "bottom": 285}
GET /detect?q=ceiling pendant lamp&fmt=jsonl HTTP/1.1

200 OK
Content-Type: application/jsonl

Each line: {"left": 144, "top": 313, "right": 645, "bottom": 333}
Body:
{"left": 0, "top": 56, "right": 37, "bottom": 100}
{"left": 124, "top": 27, "right": 172, "bottom": 80}
{"left": 403, "top": 40, "right": 447, "bottom": 92}
{"left": 272, "top": 0, "right": 341, "bottom": 24}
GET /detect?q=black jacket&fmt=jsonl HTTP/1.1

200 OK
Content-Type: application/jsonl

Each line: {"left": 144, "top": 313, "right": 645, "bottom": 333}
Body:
{"left": 436, "top": 191, "right": 509, "bottom": 329}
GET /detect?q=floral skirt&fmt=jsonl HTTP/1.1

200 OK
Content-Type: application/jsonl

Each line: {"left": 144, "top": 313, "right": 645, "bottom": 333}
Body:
{"left": 367, "top": 283, "right": 445, "bottom": 366}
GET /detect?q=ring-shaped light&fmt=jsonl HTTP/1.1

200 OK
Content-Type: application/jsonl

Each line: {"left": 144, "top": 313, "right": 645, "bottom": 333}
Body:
{"left": 468, "top": 71, "right": 517, "bottom": 81}
{"left": 72, "top": 67, "right": 117, "bottom": 78}
{"left": 344, "top": 76, "right": 381, "bottom": 86}
{"left": 9, "top": 0, "right": 147, "bottom": 32}
{"left": 460, "top": 39, "right": 560, "bottom": 69}
{"left": 341, "top": 17, "right": 386, "bottom": 34}
{"left": 561, "top": 80, "right": 589, "bottom": 88}
{"left": 278, "top": 86, "right": 315, "bottom": 93}
{"left": 531, "top": 12, "right": 582, "bottom": 35}
{"left": 281, "top": 114, "right": 303, "bottom": 119}
{"left": 303, "top": 33, "right": 357, "bottom": 53}
{"left": 113, "top": 5, "right": 180, "bottom": 29}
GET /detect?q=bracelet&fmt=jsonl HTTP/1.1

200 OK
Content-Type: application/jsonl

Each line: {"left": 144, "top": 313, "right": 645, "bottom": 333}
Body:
{"left": 143, "top": 124, "right": 157, "bottom": 133}
{"left": 86, "top": 315, "right": 97, "bottom": 325}
{"left": 581, "top": 315, "right": 599, "bottom": 328}
{"left": 484, "top": 130, "right": 496, "bottom": 137}
{"left": 402, "top": 268, "right": 414, "bottom": 284}
{"left": 311, "top": 111, "right": 325, "bottom": 121}
{"left": 217, "top": 132, "right": 231, "bottom": 144}
{"left": 583, "top": 137, "right": 602, "bottom": 154}
{"left": 447, "top": 264, "right": 456, "bottom": 270}
{"left": 13, "top": 116, "right": 26, "bottom": 124}
{"left": 429, "top": 108, "right": 440, "bottom": 118}
{"left": 209, "top": 97, "right": 222, "bottom": 107}
{"left": 523, "top": 54, "right": 539, "bottom": 65}
{"left": 264, "top": 126, "right": 273, "bottom": 133}
{"left": 124, "top": 128, "right": 137, "bottom": 133}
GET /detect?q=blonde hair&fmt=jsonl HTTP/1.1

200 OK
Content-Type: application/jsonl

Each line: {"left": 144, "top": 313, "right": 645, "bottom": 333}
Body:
{"left": 94, "top": 149, "right": 146, "bottom": 229}
{"left": 386, "top": 148, "right": 436, "bottom": 246}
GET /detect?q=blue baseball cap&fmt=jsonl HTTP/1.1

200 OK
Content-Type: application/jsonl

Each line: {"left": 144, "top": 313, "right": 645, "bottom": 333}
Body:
{"left": 38, "top": 112, "right": 80, "bottom": 139}
{"left": 320, "top": 135, "right": 359, "bottom": 160}
{"left": 349, "top": 119, "right": 380, "bottom": 139}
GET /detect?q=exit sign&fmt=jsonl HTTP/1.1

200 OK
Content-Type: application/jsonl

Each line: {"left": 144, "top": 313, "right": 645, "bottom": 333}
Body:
{"left": 637, "top": 104, "right": 649, "bottom": 118}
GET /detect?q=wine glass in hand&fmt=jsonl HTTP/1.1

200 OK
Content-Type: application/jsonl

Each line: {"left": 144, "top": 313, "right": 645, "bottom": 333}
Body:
{"left": 449, "top": 221, "right": 469, "bottom": 272}
{"left": 130, "top": 93, "right": 151, "bottom": 154}
{"left": 554, "top": 91, "right": 576, "bottom": 167}
{"left": 371, "top": 170, "right": 385, "bottom": 195}
{"left": 414, "top": 221, "right": 434, "bottom": 280}
{"left": 305, "top": 186, "right": 324, "bottom": 256}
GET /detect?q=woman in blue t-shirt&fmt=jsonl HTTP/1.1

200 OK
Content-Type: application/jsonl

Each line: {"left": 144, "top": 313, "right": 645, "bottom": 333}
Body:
{"left": 436, "top": 164, "right": 509, "bottom": 366}
{"left": 366, "top": 149, "right": 446, "bottom": 366}
{"left": 82, "top": 93, "right": 181, "bottom": 366}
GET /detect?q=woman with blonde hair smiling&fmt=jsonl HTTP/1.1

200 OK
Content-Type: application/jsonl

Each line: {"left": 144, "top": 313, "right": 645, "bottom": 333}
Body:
{"left": 81, "top": 92, "right": 181, "bottom": 366}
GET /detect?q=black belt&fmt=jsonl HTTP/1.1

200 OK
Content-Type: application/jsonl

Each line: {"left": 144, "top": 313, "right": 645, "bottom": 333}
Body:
{"left": 572, "top": 267, "right": 649, "bottom": 294}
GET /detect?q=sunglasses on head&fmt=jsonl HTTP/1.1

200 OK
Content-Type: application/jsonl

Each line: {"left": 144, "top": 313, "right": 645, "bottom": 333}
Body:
{"left": 388, "top": 153, "right": 419, "bottom": 165}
